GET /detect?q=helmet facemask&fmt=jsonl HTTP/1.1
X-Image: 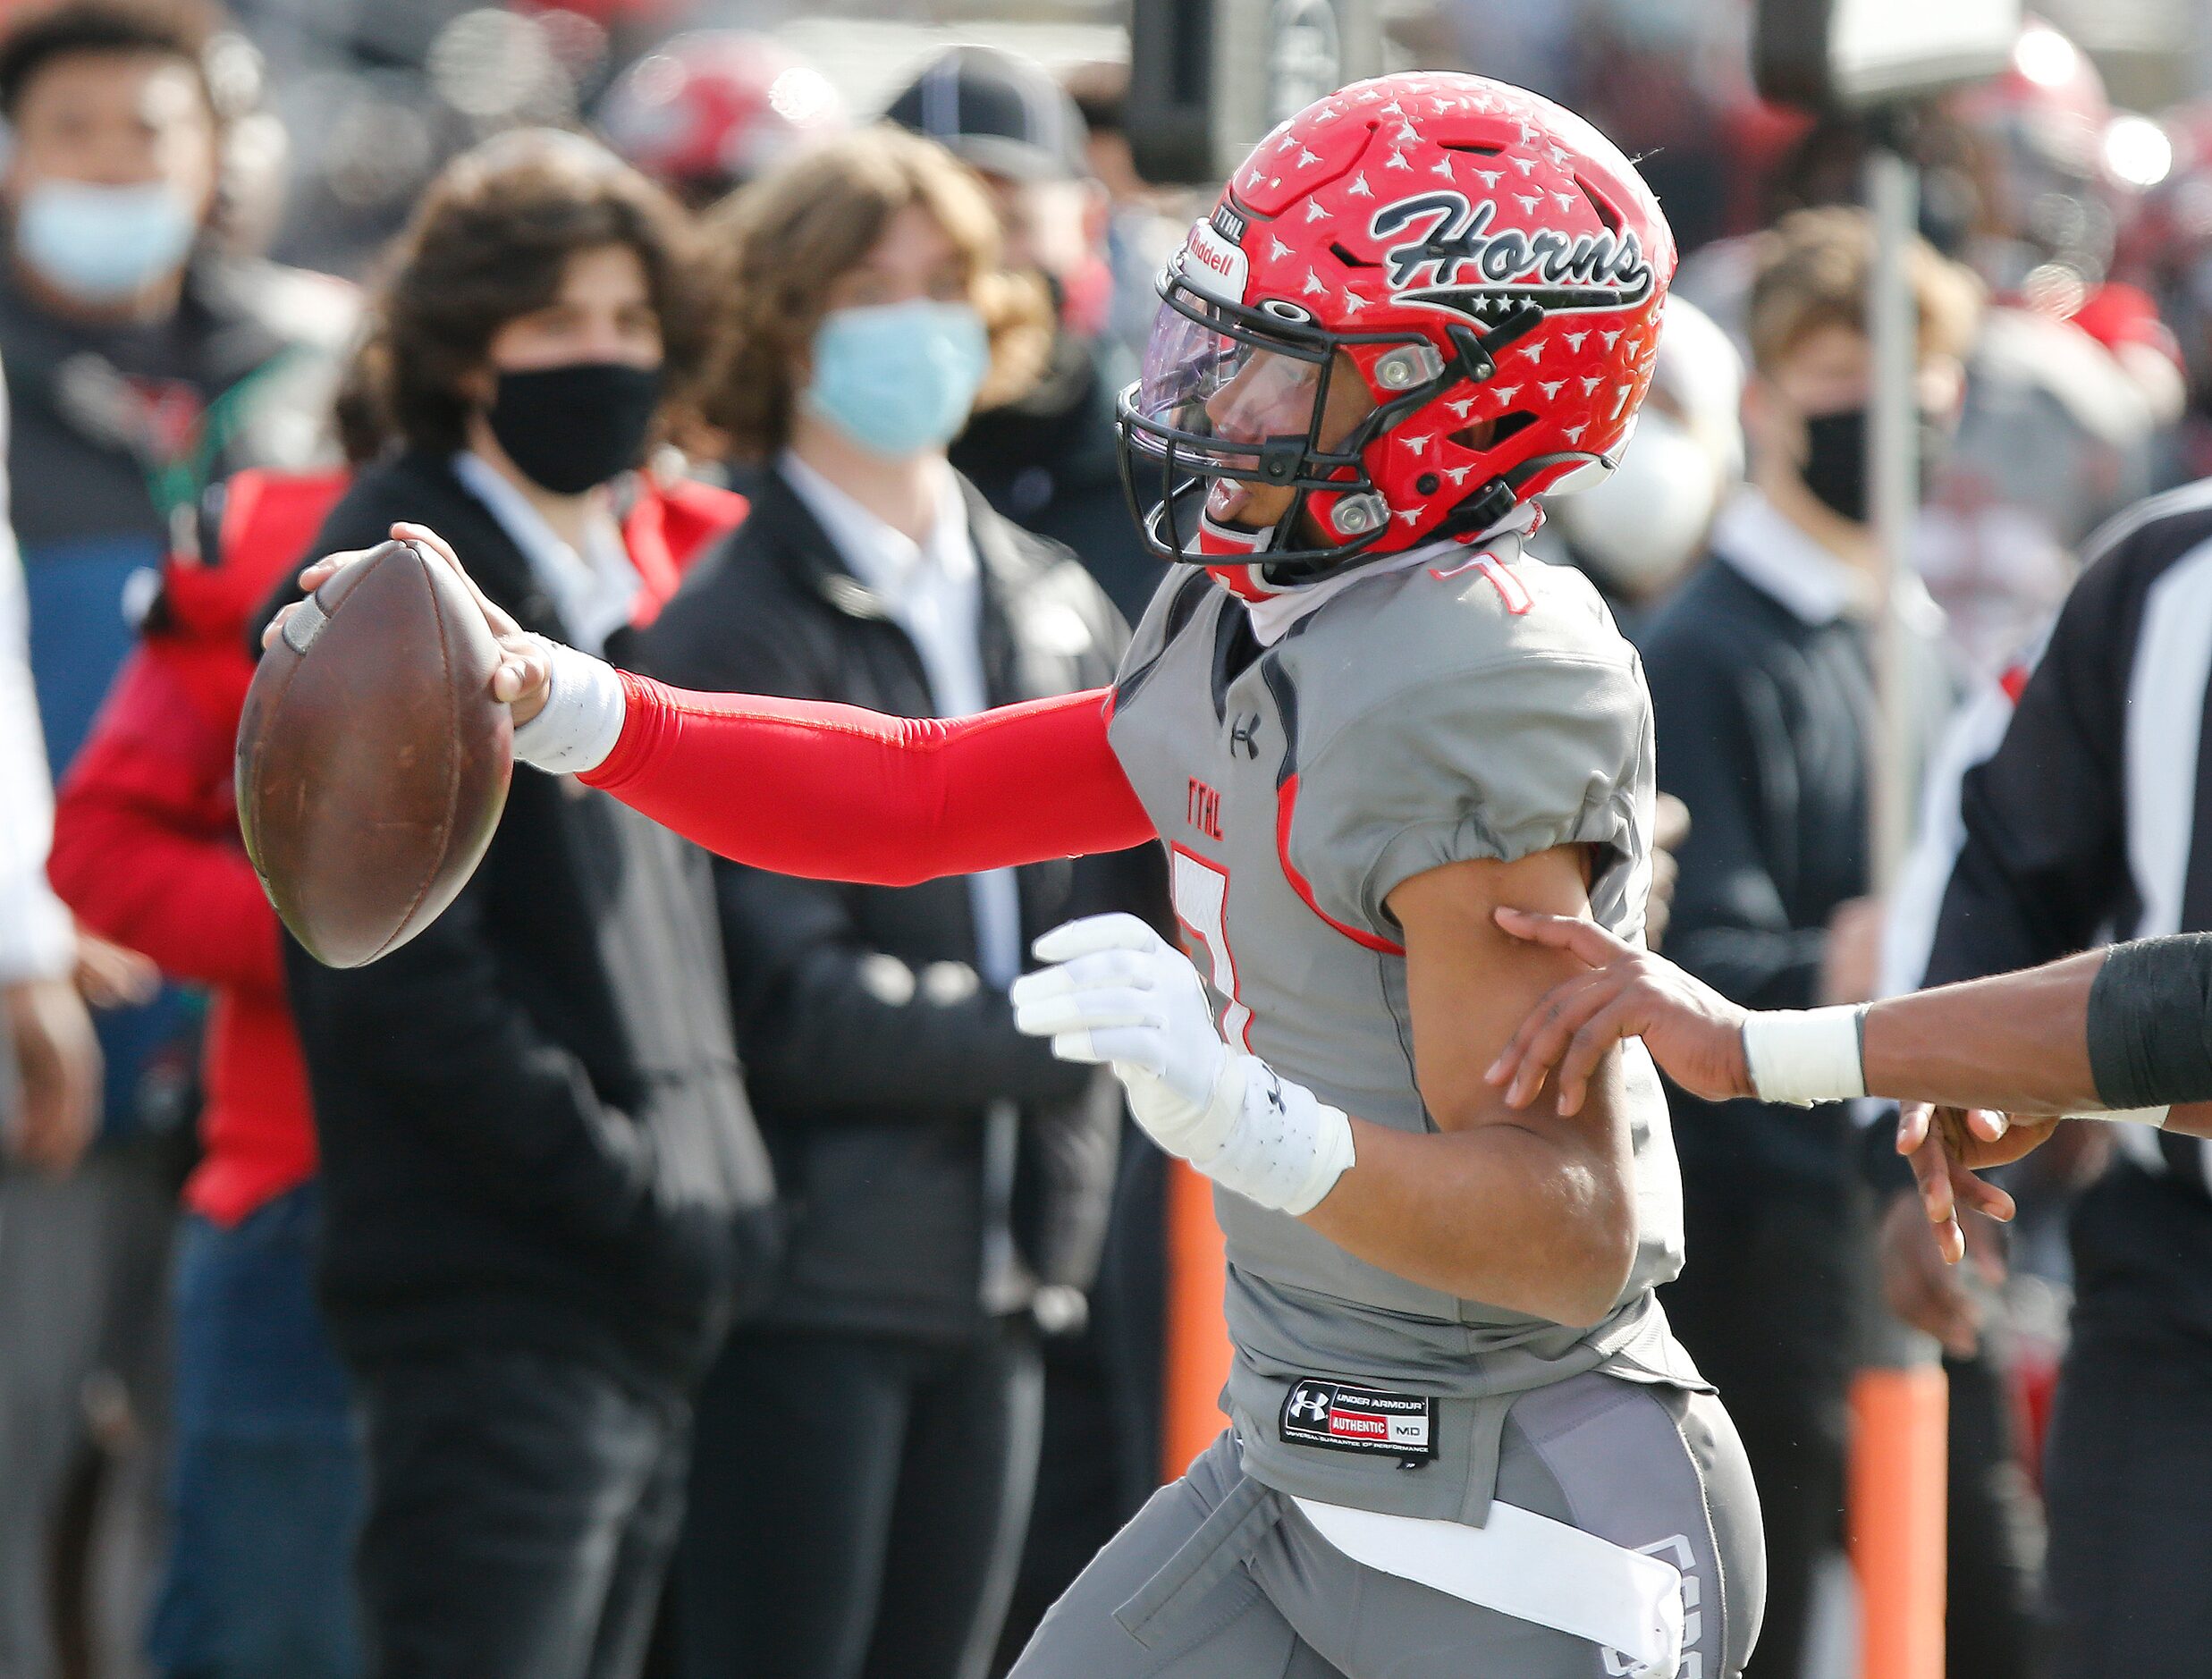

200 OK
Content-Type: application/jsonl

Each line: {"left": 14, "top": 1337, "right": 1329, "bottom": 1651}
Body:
{"left": 1119, "top": 266, "right": 1603, "bottom": 579}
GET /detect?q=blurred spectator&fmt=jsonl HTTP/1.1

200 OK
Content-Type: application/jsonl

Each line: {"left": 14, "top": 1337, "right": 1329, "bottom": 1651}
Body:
{"left": 1697, "top": 20, "right": 2169, "bottom": 682}
{"left": 643, "top": 126, "right": 1125, "bottom": 1679}
{"left": 2121, "top": 101, "right": 2212, "bottom": 484}
{"left": 1905, "top": 428, "right": 2212, "bottom": 1675}
{"left": 595, "top": 30, "right": 847, "bottom": 213}
{"left": 258, "top": 130, "right": 772, "bottom": 1679}
{"left": 0, "top": 401, "right": 97, "bottom": 1180}
{"left": 0, "top": 3, "right": 351, "bottom": 1671}
{"left": 888, "top": 46, "right": 1160, "bottom": 626}
{"left": 889, "top": 53, "right": 1178, "bottom": 1656}
{"left": 50, "top": 466, "right": 359, "bottom": 1679}
{"left": 1059, "top": 60, "right": 1188, "bottom": 370}
{"left": 1544, "top": 293, "right": 1746, "bottom": 634}
{"left": 1917, "top": 20, "right": 2167, "bottom": 679}
{"left": 1641, "top": 207, "right": 1978, "bottom": 1679}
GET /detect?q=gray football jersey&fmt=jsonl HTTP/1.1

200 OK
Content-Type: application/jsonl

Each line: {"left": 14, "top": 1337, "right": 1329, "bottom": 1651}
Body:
{"left": 1108, "top": 535, "right": 1700, "bottom": 1523}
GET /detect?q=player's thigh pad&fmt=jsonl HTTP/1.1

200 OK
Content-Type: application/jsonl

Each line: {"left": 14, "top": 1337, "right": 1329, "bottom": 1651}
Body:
{"left": 1009, "top": 1431, "right": 1339, "bottom": 1678}
{"left": 1258, "top": 1373, "right": 1760, "bottom": 1678}
{"left": 1017, "top": 1377, "right": 1761, "bottom": 1679}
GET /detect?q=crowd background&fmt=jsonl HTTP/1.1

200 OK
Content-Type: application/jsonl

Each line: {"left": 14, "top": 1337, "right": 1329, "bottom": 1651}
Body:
{"left": 7, "top": 1, "right": 2212, "bottom": 1678}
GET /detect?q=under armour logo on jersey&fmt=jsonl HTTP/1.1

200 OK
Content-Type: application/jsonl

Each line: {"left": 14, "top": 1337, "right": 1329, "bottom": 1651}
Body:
{"left": 1287, "top": 1384, "right": 1333, "bottom": 1423}
{"left": 1230, "top": 714, "right": 1263, "bottom": 760}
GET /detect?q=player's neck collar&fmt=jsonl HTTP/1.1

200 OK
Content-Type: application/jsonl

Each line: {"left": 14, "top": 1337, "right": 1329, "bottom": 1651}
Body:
{"left": 1231, "top": 502, "right": 1541, "bottom": 646}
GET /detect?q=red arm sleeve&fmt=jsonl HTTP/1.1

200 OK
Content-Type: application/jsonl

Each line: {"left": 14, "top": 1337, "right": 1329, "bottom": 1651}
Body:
{"left": 578, "top": 672, "right": 1156, "bottom": 884}
{"left": 49, "top": 651, "right": 283, "bottom": 995}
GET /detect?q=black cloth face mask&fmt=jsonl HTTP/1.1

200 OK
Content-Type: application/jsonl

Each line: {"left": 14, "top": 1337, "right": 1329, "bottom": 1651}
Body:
{"left": 1799, "top": 406, "right": 1946, "bottom": 527}
{"left": 485, "top": 361, "right": 663, "bottom": 495}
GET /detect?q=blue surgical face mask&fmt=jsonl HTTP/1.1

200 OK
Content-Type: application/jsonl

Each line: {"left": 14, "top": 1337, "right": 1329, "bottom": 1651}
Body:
{"left": 802, "top": 300, "right": 989, "bottom": 459}
{"left": 14, "top": 178, "right": 198, "bottom": 304}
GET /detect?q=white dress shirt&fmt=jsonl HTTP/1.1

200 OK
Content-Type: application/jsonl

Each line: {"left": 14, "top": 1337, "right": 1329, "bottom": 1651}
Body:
{"left": 453, "top": 451, "right": 642, "bottom": 657}
{"left": 780, "top": 450, "right": 1024, "bottom": 991}
{"left": 1707, "top": 487, "right": 1880, "bottom": 627}
{"left": 0, "top": 410, "right": 73, "bottom": 986}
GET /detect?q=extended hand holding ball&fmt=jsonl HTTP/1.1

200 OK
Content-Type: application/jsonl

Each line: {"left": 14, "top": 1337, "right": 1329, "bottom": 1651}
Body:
{"left": 239, "top": 523, "right": 548, "bottom": 968}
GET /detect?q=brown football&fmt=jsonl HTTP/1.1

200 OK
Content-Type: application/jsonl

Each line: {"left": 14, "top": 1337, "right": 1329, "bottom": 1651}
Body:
{"left": 236, "top": 538, "right": 512, "bottom": 968}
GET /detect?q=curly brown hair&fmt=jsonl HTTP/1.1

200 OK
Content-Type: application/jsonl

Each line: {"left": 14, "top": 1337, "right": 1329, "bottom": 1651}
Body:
{"left": 1747, "top": 206, "right": 1982, "bottom": 375}
{"left": 349, "top": 128, "right": 708, "bottom": 460}
{"left": 703, "top": 125, "right": 1050, "bottom": 461}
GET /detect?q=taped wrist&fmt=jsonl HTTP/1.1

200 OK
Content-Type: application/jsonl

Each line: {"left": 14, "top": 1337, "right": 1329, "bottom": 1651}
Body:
{"left": 1185, "top": 1055, "right": 1356, "bottom": 1215}
{"left": 511, "top": 639, "right": 627, "bottom": 775}
{"left": 2088, "top": 934, "right": 2212, "bottom": 1110}
{"left": 1742, "top": 1006, "right": 1869, "bottom": 1107}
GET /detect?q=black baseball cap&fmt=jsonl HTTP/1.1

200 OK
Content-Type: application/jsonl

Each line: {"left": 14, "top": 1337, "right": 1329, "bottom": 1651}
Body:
{"left": 882, "top": 45, "right": 1089, "bottom": 183}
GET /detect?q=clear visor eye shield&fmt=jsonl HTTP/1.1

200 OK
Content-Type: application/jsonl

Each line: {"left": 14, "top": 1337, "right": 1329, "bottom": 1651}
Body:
{"left": 1114, "top": 259, "right": 1627, "bottom": 571}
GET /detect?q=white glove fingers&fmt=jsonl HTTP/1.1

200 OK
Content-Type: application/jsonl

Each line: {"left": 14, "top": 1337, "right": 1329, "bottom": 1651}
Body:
{"left": 1013, "top": 988, "right": 1160, "bottom": 1040}
{"left": 1083, "top": 1024, "right": 1174, "bottom": 1075}
{"left": 1049, "top": 1030, "right": 1109, "bottom": 1065}
{"left": 1031, "top": 913, "right": 1161, "bottom": 966}
{"left": 1009, "top": 951, "right": 1157, "bottom": 1009}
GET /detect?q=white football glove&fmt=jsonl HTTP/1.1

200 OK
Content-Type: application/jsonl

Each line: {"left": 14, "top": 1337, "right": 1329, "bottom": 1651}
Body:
{"left": 1010, "top": 914, "right": 1354, "bottom": 1214}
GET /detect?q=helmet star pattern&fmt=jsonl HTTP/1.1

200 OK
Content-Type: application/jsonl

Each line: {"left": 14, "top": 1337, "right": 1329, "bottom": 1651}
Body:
{"left": 1118, "top": 70, "right": 1676, "bottom": 584}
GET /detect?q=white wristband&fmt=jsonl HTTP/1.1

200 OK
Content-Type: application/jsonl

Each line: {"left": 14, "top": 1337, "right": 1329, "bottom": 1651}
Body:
{"left": 511, "top": 637, "right": 627, "bottom": 775}
{"left": 2067, "top": 1106, "right": 2170, "bottom": 1127}
{"left": 1186, "top": 1055, "right": 1356, "bottom": 1215}
{"left": 1742, "top": 1006, "right": 1869, "bottom": 1107}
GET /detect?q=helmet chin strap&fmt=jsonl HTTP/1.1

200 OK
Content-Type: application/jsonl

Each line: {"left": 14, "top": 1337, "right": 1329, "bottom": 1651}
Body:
{"left": 1195, "top": 512, "right": 1283, "bottom": 603}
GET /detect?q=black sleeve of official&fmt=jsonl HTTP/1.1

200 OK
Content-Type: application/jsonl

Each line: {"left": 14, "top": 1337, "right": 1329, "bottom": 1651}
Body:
{"left": 2089, "top": 935, "right": 2212, "bottom": 1109}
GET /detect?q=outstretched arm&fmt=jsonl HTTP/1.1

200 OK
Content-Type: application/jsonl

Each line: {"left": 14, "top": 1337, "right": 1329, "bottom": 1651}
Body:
{"left": 267, "top": 523, "right": 1157, "bottom": 886}
{"left": 578, "top": 672, "right": 1152, "bottom": 883}
{"left": 1484, "top": 911, "right": 2212, "bottom": 1254}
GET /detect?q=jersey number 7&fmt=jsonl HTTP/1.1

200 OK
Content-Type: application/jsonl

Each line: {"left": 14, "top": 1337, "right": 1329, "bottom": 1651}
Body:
{"left": 1172, "top": 846, "right": 1253, "bottom": 1049}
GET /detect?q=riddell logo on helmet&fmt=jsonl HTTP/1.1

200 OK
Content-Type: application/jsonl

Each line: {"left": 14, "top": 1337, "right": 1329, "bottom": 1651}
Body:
{"left": 1370, "top": 190, "right": 1653, "bottom": 314}
{"left": 1181, "top": 220, "right": 1250, "bottom": 306}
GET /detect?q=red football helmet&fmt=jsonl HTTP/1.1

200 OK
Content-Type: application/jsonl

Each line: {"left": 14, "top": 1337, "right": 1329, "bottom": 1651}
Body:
{"left": 1117, "top": 71, "right": 1676, "bottom": 586}
{"left": 597, "top": 32, "right": 846, "bottom": 205}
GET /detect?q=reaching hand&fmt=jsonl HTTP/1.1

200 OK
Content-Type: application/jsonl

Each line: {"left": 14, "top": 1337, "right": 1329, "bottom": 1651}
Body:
{"left": 1010, "top": 913, "right": 1236, "bottom": 1163}
{"left": 261, "top": 522, "right": 553, "bottom": 723}
{"left": 3, "top": 976, "right": 102, "bottom": 1176}
{"left": 72, "top": 929, "right": 157, "bottom": 1010}
{"left": 1485, "top": 907, "right": 1753, "bottom": 1114}
{"left": 1895, "top": 1101, "right": 2055, "bottom": 1264}
{"left": 1879, "top": 1185, "right": 2005, "bottom": 1359}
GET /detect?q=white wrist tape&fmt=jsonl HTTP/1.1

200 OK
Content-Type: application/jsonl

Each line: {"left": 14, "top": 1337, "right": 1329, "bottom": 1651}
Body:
{"left": 1743, "top": 1006, "right": 1869, "bottom": 1107}
{"left": 1174, "top": 1054, "right": 1355, "bottom": 1215}
{"left": 2068, "top": 1105, "right": 2171, "bottom": 1127}
{"left": 510, "top": 638, "right": 627, "bottom": 775}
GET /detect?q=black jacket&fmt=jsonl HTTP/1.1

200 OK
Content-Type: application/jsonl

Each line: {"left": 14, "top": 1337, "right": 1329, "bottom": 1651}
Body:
{"left": 1923, "top": 481, "right": 2212, "bottom": 1331}
{"left": 951, "top": 329, "right": 1158, "bottom": 628}
{"left": 264, "top": 451, "right": 777, "bottom": 1393}
{"left": 1642, "top": 551, "right": 1880, "bottom": 1194}
{"left": 638, "top": 466, "right": 1136, "bottom": 1342}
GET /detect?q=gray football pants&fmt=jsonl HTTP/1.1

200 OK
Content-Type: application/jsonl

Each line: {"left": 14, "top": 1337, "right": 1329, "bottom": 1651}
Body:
{"left": 1009, "top": 1371, "right": 1763, "bottom": 1679}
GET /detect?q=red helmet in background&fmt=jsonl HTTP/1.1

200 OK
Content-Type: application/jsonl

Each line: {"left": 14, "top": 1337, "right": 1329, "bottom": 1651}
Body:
{"left": 1116, "top": 71, "right": 1676, "bottom": 581}
{"left": 597, "top": 31, "right": 846, "bottom": 205}
{"left": 1941, "top": 17, "right": 2122, "bottom": 292}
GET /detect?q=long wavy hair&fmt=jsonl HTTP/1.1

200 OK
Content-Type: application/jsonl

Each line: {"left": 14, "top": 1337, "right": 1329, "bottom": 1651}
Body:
{"left": 702, "top": 125, "right": 1050, "bottom": 462}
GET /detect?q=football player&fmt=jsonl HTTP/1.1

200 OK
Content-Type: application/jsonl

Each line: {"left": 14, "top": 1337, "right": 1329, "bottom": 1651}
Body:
{"left": 283, "top": 73, "right": 1758, "bottom": 1678}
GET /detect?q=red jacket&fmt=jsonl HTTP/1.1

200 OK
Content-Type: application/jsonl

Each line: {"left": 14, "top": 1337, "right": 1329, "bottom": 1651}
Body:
{"left": 48, "top": 466, "right": 746, "bottom": 1224}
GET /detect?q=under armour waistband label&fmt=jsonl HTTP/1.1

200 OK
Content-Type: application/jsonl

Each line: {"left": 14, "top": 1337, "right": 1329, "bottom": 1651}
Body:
{"left": 1279, "top": 1379, "right": 1436, "bottom": 1464}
